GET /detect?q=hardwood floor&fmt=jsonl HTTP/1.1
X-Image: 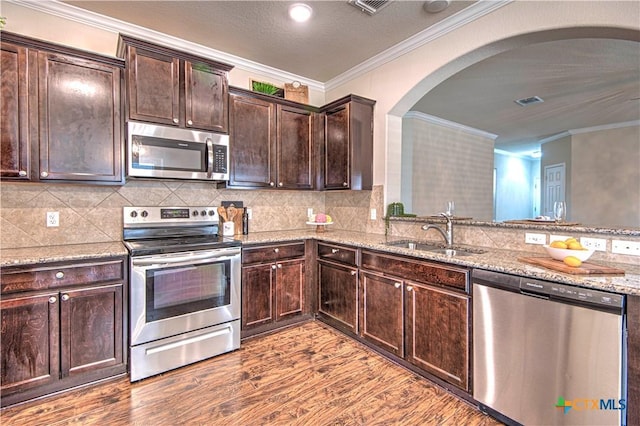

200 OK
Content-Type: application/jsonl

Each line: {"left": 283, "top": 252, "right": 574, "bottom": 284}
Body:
{"left": 1, "top": 321, "right": 501, "bottom": 425}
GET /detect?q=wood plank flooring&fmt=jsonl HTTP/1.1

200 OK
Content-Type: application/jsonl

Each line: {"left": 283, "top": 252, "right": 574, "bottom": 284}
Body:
{"left": 1, "top": 321, "right": 502, "bottom": 425}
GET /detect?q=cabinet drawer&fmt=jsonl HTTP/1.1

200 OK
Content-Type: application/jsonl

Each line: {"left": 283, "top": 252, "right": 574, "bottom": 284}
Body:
{"left": 361, "top": 250, "right": 468, "bottom": 291}
{"left": 317, "top": 243, "right": 357, "bottom": 267}
{"left": 1, "top": 260, "right": 125, "bottom": 294}
{"left": 242, "top": 241, "right": 305, "bottom": 265}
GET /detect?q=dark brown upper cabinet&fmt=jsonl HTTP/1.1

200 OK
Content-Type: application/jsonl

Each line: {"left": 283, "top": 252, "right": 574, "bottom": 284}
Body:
{"left": 228, "top": 87, "right": 314, "bottom": 189}
{"left": 0, "top": 32, "right": 124, "bottom": 184}
{"left": 118, "top": 35, "right": 233, "bottom": 133}
{"left": 320, "top": 95, "right": 375, "bottom": 190}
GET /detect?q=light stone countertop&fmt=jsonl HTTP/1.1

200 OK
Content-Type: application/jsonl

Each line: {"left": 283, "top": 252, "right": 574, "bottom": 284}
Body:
{"left": 1, "top": 230, "right": 638, "bottom": 296}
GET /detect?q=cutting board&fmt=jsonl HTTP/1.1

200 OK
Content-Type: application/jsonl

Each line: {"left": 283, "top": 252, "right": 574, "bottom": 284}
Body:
{"left": 519, "top": 256, "right": 625, "bottom": 275}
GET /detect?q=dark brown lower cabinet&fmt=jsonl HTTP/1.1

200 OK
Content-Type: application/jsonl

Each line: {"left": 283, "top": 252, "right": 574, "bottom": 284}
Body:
{"left": 317, "top": 260, "right": 358, "bottom": 334}
{"left": 0, "top": 258, "right": 127, "bottom": 407}
{"left": 241, "top": 242, "right": 307, "bottom": 338}
{"left": 359, "top": 250, "right": 470, "bottom": 392}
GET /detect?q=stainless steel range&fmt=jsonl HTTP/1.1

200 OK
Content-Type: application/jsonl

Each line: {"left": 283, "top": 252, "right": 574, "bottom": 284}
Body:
{"left": 123, "top": 206, "right": 241, "bottom": 382}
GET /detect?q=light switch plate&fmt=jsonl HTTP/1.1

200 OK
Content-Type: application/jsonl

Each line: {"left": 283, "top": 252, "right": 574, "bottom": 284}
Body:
{"left": 612, "top": 240, "right": 640, "bottom": 256}
{"left": 525, "top": 233, "right": 546, "bottom": 245}
{"left": 370, "top": 209, "right": 377, "bottom": 220}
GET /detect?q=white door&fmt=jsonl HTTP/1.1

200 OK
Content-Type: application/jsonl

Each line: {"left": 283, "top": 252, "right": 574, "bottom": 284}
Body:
{"left": 543, "top": 163, "right": 565, "bottom": 217}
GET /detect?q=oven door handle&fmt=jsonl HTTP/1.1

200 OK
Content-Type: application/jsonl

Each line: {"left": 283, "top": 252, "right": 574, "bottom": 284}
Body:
{"left": 132, "top": 250, "right": 239, "bottom": 267}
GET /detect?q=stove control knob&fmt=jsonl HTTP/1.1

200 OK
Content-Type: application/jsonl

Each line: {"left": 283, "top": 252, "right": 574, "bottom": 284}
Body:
{"left": 130, "top": 211, "right": 138, "bottom": 218}
{"left": 193, "top": 210, "right": 199, "bottom": 216}
{"left": 208, "top": 210, "right": 215, "bottom": 216}
{"left": 201, "top": 210, "right": 207, "bottom": 217}
{"left": 141, "top": 210, "right": 149, "bottom": 218}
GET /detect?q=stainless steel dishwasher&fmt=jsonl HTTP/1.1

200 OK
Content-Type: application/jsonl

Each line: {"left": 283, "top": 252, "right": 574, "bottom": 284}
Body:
{"left": 473, "top": 269, "right": 627, "bottom": 426}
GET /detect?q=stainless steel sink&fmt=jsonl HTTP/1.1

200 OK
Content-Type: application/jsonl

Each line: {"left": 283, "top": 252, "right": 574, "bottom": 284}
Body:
{"left": 385, "top": 240, "right": 485, "bottom": 256}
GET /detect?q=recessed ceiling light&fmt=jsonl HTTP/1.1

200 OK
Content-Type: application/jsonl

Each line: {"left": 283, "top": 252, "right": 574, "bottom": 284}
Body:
{"left": 423, "top": 0, "right": 451, "bottom": 13}
{"left": 289, "top": 3, "right": 313, "bottom": 22}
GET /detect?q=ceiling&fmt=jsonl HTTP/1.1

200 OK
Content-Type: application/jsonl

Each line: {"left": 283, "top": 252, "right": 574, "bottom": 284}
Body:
{"left": 61, "top": 1, "right": 640, "bottom": 152}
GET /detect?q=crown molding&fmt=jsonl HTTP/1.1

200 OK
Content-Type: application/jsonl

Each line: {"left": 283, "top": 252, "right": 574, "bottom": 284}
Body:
{"left": 6, "top": 0, "right": 325, "bottom": 91}
{"left": 325, "top": 0, "right": 513, "bottom": 91}
{"left": 568, "top": 120, "right": 640, "bottom": 135}
{"left": 404, "top": 111, "right": 498, "bottom": 140}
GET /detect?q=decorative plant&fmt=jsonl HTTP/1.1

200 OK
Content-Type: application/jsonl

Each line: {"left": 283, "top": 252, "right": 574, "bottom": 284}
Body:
{"left": 252, "top": 80, "right": 280, "bottom": 96}
{"left": 0, "top": 17, "right": 6, "bottom": 30}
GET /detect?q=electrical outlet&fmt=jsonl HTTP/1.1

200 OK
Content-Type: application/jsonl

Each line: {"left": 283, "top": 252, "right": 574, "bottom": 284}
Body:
{"left": 550, "top": 234, "right": 570, "bottom": 243}
{"left": 46, "top": 211, "right": 59, "bottom": 227}
{"left": 580, "top": 237, "right": 607, "bottom": 251}
{"left": 370, "top": 208, "right": 377, "bottom": 220}
{"left": 246, "top": 208, "right": 252, "bottom": 220}
{"left": 612, "top": 240, "right": 640, "bottom": 256}
{"left": 525, "top": 233, "right": 546, "bottom": 245}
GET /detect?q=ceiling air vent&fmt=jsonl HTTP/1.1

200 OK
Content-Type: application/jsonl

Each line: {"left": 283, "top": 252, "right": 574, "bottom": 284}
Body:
{"left": 515, "top": 96, "right": 544, "bottom": 107}
{"left": 348, "top": 0, "right": 393, "bottom": 15}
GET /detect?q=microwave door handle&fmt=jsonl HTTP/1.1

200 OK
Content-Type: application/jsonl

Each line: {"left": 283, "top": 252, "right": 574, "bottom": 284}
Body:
{"left": 206, "top": 138, "right": 214, "bottom": 178}
{"left": 132, "top": 250, "right": 238, "bottom": 267}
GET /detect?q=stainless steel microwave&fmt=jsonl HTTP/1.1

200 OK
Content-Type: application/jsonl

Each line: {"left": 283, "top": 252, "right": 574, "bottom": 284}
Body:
{"left": 127, "top": 121, "right": 229, "bottom": 181}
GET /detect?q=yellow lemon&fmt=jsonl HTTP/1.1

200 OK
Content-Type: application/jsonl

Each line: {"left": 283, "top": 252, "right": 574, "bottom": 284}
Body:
{"left": 563, "top": 256, "right": 582, "bottom": 267}
{"left": 568, "top": 241, "right": 584, "bottom": 250}
{"left": 550, "top": 240, "right": 568, "bottom": 249}
{"left": 326, "top": 215, "right": 332, "bottom": 223}
{"left": 565, "top": 237, "right": 578, "bottom": 244}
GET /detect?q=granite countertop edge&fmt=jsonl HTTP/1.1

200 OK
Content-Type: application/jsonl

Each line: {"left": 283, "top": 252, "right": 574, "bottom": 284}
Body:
{"left": 2, "top": 231, "right": 638, "bottom": 296}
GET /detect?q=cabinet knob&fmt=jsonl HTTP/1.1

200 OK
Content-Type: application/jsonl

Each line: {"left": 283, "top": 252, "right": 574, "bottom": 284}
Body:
{"left": 278, "top": 182, "right": 283, "bottom": 187}
{"left": 406, "top": 286, "right": 413, "bottom": 292}
{"left": 350, "top": 270, "right": 357, "bottom": 276}
{"left": 40, "top": 171, "right": 49, "bottom": 178}
{"left": 187, "top": 120, "right": 193, "bottom": 125}
{"left": 274, "top": 248, "right": 279, "bottom": 253}
{"left": 49, "top": 296, "right": 57, "bottom": 304}
{"left": 269, "top": 182, "right": 275, "bottom": 187}
{"left": 18, "top": 170, "right": 27, "bottom": 177}
{"left": 342, "top": 182, "right": 348, "bottom": 187}
{"left": 394, "top": 282, "right": 401, "bottom": 289}
{"left": 331, "top": 248, "right": 339, "bottom": 254}
{"left": 173, "top": 118, "right": 179, "bottom": 124}
{"left": 277, "top": 264, "right": 282, "bottom": 269}
{"left": 55, "top": 271, "right": 64, "bottom": 279}
{"left": 61, "top": 294, "right": 70, "bottom": 301}
{"left": 272, "top": 264, "right": 277, "bottom": 270}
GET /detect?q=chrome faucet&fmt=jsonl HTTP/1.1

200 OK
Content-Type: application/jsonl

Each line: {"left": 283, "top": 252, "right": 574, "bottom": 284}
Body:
{"left": 422, "top": 213, "right": 453, "bottom": 247}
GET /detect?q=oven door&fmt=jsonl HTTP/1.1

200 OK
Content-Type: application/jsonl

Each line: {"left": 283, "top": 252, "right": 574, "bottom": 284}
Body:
{"left": 130, "top": 246, "right": 240, "bottom": 346}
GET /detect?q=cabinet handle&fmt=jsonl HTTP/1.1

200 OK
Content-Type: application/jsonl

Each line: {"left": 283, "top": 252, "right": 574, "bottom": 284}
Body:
{"left": 61, "top": 294, "right": 70, "bottom": 301}
{"left": 55, "top": 271, "right": 64, "bottom": 279}
{"left": 173, "top": 118, "right": 179, "bottom": 124}
{"left": 40, "top": 171, "right": 49, "bottom": 178}
{"left": 187, "top": 120, "right": 193, "bottom": 125}
{"left": 49, "top": 296, "right": 57, "bottom": 304}
{"left": 271, "top": 264, "right": 277, "bottom": 270}
{"left": 350, "top": 270, "right": 357, "bottom": 276}
{"left": 274, "top": 248, "right": 279, "bottom": 253}
{"left": 331, "top": 248, "right": 339, "bottom": 254}
{"left": 269, "top": 182, "right": 275, "bottom": 187}
{"left": 394, "top": 282, "right": 401, "bottom": 289}
{"left": 406, "top": 286, "right": 413, "bottom": 292}
{"left": 277, "top": 264, "right": 282, "bottom": 269}
{"left": 18, "top": 170, "right": 27, "bottom": 177}
{"left": 342, "top": 182, "right": 348, "bottom": 187}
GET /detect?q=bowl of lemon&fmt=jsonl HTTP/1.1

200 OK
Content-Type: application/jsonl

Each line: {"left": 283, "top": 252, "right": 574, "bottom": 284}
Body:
{"left": 544, "top": 238, "right": 594, "bottom": 266}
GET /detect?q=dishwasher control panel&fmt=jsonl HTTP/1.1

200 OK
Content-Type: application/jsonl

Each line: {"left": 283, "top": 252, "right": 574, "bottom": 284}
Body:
{"left": 520, "top": 278, "right": 624, "bottom": 309}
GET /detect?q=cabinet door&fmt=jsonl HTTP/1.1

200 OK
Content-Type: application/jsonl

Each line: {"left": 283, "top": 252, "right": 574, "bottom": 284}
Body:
{"left": 228, "top": 94, "right": 276, "bottom": 188}
{"left": 0, "top": 42, "right": 32, "bottom": 179}
{"left": 275, "top": 259, "right": 305, "bottom": 321}
{"left": 59, "top": 284, "right": 123, "bottom": 378}
{"left": 241, "top": 263, "right": 274, "bottom": 329}
{"left": 360, "top": 272, "right": 404, "bottom": 357}
{"left": 324, "top": 104, "right": 350, "bottom": 189}
{"left": 318, "top": 261, "right": 358, "bottom": 333}
{"left": 0, "top": 292, "right": 60, "bottom": 396}
{"left": 37, "top": 52, "right": 123, "bottom": 182}
{"left": 405, "top": 282, "right": 469, "bottom": 391}
{"left": 126, "top": 45, "right": 180, "bottom": 126}
{"left": 184, "top": 61, "right": 228, "bottom": 133}
{"left": 276, "top": 105, "right": 313, "bottom": 189}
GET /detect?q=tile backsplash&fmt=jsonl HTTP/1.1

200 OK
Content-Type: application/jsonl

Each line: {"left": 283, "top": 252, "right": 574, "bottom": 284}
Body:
{"left": 0, "top": 181, "right": 384, "bottom": 249}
